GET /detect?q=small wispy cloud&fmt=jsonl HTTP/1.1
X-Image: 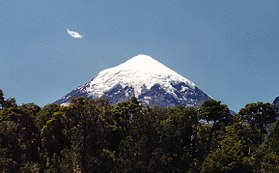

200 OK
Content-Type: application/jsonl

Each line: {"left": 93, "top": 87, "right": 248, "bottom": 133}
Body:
{"left": 66, "top": 28, "right": 84, "bottom": 39}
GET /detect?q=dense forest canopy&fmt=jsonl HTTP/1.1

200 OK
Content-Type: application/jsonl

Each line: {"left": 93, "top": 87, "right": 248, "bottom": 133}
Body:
{"left": 0, "top": 89, "right": 278, "bottom": 172}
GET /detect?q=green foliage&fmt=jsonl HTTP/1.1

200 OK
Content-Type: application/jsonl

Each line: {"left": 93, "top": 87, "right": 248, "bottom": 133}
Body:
{"left": 201, "top": 127, "right": 249, "bottom": 173}
{"left": 41, "top": 112, "right": 69, "bottom": 157}
{"left": 202, "top": 138, "right": 243, "bottom": 172}
{"left": 0, "top": 89, "right": 4, "bottom": 110}
{"left": 268, "top": 120, "right": 279, "bottom": 154}
{"left": 199, "top": 100, "right": 232, "bottom": 129}
{"left": 20, "top": 162, "right": 42, "bottom": 173}
{"left": 242, "top": 144, "right": 279, "bottom": 173}
{"left": 239, "top": 102, "right": 276, "bottom": 145}
{"left": 0, "top": 102, "right": 40, "bottom": 172}
{"left": 198, "top": 100, "right": 232, "bottom": 154}
{"left": 0, "top": 88, "right": 279, "bottom": 172}
{"left": 0, "top": 121, "right": 21, "bottom": 172}
{"left": 36, "top": 103, "right": 61, "bottom": 131}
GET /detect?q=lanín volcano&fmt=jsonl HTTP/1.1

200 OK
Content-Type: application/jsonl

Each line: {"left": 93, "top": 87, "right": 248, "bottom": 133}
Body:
{"left": 55, "top": 54, "right": 211, "bottom": 107}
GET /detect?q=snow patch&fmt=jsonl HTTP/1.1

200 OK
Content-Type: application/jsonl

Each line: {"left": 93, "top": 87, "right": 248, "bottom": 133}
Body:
{"left": 86, "top": 54, "right": 196, "bottom": 98}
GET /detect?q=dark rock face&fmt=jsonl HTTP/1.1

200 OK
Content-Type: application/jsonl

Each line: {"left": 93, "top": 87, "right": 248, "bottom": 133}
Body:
{"left": 103, "top": 82, "right": 211, "bottom": 107}
{"left": 272, "top": 97, "right": 279, "bottom": 114}
{"left": 172, "top": 82, "right": 211, "bottom": 107}
{"left": 55, "top": 84, "right": 89, "bottom": 104}
{"left": 102, "top": 84, "right": 135, "bottom": 104}
{"left": 138, "top": 82, "right": 211, "bottom": 107}
{"left": 56, "top": 81, "right": 211, "bottom": 108}
{"left": 139, "top": 84, "right": 179, "bottom": 107}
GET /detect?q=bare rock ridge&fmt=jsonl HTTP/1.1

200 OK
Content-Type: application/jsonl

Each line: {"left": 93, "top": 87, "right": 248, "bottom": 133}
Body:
{"left": 273, "top": 97, "right": 279, "bottom": 114}
{"left": 55, "top": 54, "right": 211, "bottom": 107}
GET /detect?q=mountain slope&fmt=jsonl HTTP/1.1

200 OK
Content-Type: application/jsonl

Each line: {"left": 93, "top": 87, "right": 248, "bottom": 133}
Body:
{"left": 55, "top": 54, "right": 211, "bottom": 107}
{"left": 273, "top": 97, "right": 279, "bottom": 114}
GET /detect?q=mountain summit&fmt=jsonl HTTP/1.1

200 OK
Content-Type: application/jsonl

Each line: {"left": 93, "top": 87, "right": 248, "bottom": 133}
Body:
{"left": 55, "top": 54, "right": 211, "bottom": 107}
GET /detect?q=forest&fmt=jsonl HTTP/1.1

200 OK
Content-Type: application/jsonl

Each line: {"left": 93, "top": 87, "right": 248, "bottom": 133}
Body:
{"left": 0, "top": 89, "right": 279, "bottom": 173}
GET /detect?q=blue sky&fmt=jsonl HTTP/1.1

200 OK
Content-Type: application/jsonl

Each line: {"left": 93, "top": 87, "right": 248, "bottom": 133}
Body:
{"left": 0, "top": 1, "right": 279, "bottom": 111}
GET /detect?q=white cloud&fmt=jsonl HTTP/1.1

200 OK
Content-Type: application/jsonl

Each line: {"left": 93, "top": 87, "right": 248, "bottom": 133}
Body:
{"left": 66, "top": 29, "right": 84, "bottom": 39}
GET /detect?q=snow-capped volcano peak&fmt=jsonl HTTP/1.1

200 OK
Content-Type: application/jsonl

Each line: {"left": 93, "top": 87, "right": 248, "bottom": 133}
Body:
{"left": 56, "top": 54, "right": 211, "bottom": 107}
{"left": 115, "top": 54, "right": 185, "bottom": 76}
{"left": 90, "top": 54, "right": 195, "bottom": 98}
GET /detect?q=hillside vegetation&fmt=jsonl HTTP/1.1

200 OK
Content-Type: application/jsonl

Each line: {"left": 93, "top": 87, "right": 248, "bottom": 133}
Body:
{"left": 0, "top": 89, "right": 278, "bottom": 172}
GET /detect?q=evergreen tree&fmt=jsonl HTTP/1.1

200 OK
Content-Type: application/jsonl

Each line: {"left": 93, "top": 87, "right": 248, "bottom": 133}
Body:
{"left": 268, "top": 120, "right": 279, "bottom": 154}
{"left": 0, "top": 88, "right": 279, "bottom": 172}
{"left": 64, "top": 97, "right": 114, "bottom": 172}
{"left": 0, "top": 121, "right": 21, "bottom": 172}
{"left": 201, "top": 123, "right": 252, "bottom": 173}
{"left": 41, "top": 112, "right": 69, "bottom": 158}
{"left": 198, "top": 100, "right": 232, "bottom": 154}
{"left": 35, "top": 104, "right": 61, "bottom": 131}
{"left": 156, "top": 107, "right": 193, "bottom": 172}
{"left": 0, "top": 100, "right": 40, "bottom": 172}
{"left": 239, "top": 102, "right": 276, "bottom": 145}
{"left": 242, "top": 144, "right": 279, "bottom": 173}
{"left": 0, "top": 89, "right": 4, "bottom": 110}
{"left": 201, "top": 136, "right": 247, "bottom": 173}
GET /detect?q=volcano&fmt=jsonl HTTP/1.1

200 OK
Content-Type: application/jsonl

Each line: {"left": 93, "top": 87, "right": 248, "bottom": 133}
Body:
{"left": 55, "top": 54, "right": 211, "bottom": 107}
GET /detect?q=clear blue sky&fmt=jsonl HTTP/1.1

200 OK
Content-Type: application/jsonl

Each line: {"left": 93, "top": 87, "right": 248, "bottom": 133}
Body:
{"left": 1, "top": 1, "right": 279, "bottom": 112}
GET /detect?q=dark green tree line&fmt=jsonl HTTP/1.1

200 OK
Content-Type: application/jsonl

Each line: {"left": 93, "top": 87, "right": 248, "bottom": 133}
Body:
{"left": 0, "top": 89, "right": 278, "bottom": 172}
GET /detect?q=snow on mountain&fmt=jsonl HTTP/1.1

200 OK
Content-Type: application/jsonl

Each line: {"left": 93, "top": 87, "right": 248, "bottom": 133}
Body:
{"left": 55, "top": 54, "right": 211, "bottom": 107}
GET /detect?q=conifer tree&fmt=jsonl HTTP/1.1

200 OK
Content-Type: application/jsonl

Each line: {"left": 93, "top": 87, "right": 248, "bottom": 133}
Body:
{"left": 0, "top": 89, "right": 4, "bottom": 110}
{"left": 268, "top": 121, "right": 279, "bottom": 154}
{"left": 239, "top": 102, "right": 276, "bottom": 145}
{"left": 198, "top": 100, "right": 231, "bottom": 153}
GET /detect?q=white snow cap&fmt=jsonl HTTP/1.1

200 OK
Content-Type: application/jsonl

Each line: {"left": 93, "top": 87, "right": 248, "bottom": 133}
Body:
{"left": 87, "top": 54, "right": 196, "bottom": 98}
{"left": 117, "top": 54, "right": 187, "bottom": 75}
{"left": 101, "top": 54, "right": 194, "bottom": 79}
